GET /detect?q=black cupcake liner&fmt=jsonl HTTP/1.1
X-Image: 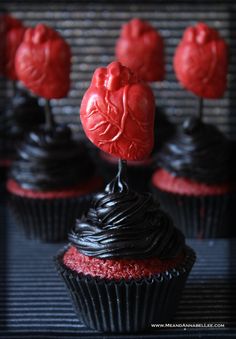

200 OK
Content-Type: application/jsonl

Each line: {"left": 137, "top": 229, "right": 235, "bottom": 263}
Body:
{"left": 152, "top": 186, "right": 231, "bottom": 238}
{"left": 8, "top": 193, "right": 92, "bottom": 242}
{"left": 54, "top": 246, "right": 196, "bottom": 333}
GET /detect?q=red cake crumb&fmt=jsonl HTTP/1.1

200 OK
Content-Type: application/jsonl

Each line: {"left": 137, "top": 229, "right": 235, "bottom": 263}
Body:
{"left": 152, "top": 169, "right": 231, "bottom": 196}
{"left": 63, "top": 246, "right": 184, "bottom": 281}
{"left": 6, "top": 176, "right": 103, "bottom": 199}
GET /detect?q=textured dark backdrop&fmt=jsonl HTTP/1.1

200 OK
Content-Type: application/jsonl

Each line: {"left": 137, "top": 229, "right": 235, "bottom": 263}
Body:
{"left": 1, "top": 0, "right": 236, "bottom": 140}
{"left": 0, "top": 2, "right": 236, "bottom": 338}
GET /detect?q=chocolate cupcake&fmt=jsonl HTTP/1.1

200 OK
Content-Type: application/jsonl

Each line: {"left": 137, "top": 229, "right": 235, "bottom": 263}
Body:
{"left": 152, "top": 116, "right": 232, "bottom": 238}
{"left": 7, "top": 124, "right": 103, "bottom": 242}
{"left": 55, "top": 160, "right": 196, "bottom": 333}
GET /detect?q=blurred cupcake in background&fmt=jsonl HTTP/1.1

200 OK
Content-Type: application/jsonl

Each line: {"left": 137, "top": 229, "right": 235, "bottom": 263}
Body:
{"left": 152, "top": 22, "right": 231, "bottom": 238}
{"left": 7, "top": 23, "right": 103, "bottom": 242}
{"left": 0, "top": 14, "right": 27, "bottom": 179}
{"left": 0, "top": 15, "right": 46, "bottom": 183}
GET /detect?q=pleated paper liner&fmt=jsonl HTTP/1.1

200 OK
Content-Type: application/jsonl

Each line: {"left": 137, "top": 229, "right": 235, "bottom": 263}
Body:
{"left": 55, "top": 246, "right": 196, "bottom": 333}
{"left": 152, "top": 186, "right": 231, "bottom": 238}
{"left": 8, "top": 193, "right": 92, "bottom": 242}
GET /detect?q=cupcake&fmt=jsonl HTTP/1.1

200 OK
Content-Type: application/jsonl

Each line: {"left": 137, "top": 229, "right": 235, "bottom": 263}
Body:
{"left": 6, "top": 23, "right": 103, "bottom": 241}
{"left": 7, "top": 124, "right": 103, "bottom": 241}
{"left": 152, "top": 116, "right": 232, "bottom": 238}
{"left": 153, "top": 22, "right": 231, "bottom": 238}
{"left": 55, "top": 162, "right": 196, "bottom": 333}
{"left": 55, "top": 61, "right": 195, "bottom": 333}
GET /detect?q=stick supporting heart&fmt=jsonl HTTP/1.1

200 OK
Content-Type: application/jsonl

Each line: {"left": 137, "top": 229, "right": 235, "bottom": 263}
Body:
{"left": 197, "top": 97, "right": 204, "bottom": 121}
{"left": 107, "top": 158, "right": 129, "bottom": 194}
{"left": 45, "top": 100, "right": 54, "bottom": 130}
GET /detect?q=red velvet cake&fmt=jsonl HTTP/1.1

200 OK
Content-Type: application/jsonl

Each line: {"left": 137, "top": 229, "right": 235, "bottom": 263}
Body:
{"left": 7, "top": 24, "right": 103, "bottom": 242}
{"left": 55, "top": 61, "right": 196, "bottom": 333}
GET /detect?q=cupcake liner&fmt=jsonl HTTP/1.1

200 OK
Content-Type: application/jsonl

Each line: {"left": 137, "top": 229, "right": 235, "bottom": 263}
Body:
{"left": 55, "top": 246, "right": 195, "bottom": 333}
{"left": 152, "top": 186, "right": 231, "bottom": 238}
{"left": 8, "top": 193, "right": 92, "bottom": 242}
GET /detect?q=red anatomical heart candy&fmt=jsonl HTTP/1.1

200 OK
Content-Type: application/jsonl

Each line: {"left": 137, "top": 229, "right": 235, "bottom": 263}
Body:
{"left": 15, "top": 24, "right": 71, "bottom": 99}
{"left": 80, "top": 62, "right": 155, "bottom": 161}
{"left": 174, "top": 22, "right": 228, "bottom": 99}
{"left": 0, "top": 15, "right": 26, "bottom": 80}
{"left": 115, "top": 19, "right": 165, "bottom": 82}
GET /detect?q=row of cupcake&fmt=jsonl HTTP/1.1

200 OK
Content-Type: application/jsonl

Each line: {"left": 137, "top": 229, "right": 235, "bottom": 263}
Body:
{"left": 0, "top": 15, "right": 231, "bottom": 334}
{"left": 1, "top": 14, "right": 233, "bottom": 241}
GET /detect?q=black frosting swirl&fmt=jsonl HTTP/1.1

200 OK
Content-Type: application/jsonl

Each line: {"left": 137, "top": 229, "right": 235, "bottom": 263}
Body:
{"left": 69, "top": 160, "right": 185, "bottom": 260}
{"left": 10, "top": 124, "right": 95, "bottom": 191}
{"left": 0, "top": 89, "right": 45, "bottom": 158}
{"left": 0, "top": 89, "right": 45, "bottom": 136}
{"left": 157, "top": 116, "right": 230, "bottom": 184}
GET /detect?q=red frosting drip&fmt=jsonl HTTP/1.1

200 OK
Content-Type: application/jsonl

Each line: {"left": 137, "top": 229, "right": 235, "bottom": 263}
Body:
{"left": 115, "top": 18, "right": 165, "bottom": 82}
{"left": 7, "top": 176, "right": 103, "bottom": 199}
{"left": 80, "top": 61, "right": 155, "bottom": 161}
{"left": 174, "top": 22, "right": 228, "bottom": 99}
{"left": 63, "top": 246, "right": 183, "bottom": 281}
{"left": 0, "top": 15, "right": 26, "bottom": 80}
{"left": 152, "top": 169, "right": 231, "bottom": 196}
{"left": 15, "top": 24, "right": 71, "bottom": 99}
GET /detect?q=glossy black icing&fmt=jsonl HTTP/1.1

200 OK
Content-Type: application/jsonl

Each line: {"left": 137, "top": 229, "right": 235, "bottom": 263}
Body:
{"left": 0, "top": 89, "right": 45, "bottom": 158}
{"left": 69, "top": 160, "right": 185, "bottom": 260}
{"left": 0, "top": 89, "right": 45, "bottom": 136}
{"left": 10, "top": 124, "right": 95, "bottom": 191}
{"left": 157, "top": 116, "right": 230, "bottom": 184}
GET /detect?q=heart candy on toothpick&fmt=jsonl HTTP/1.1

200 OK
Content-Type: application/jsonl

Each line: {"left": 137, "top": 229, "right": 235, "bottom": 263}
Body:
{"left": 80, "top": 61, "right": 155, "bottom": 161}
{"left": 174, "top": 22, "right": 228, "bottom": 99}
{"left": 0, "top": 15, "right": 26, "bottom": 80}
{"left": 115, "top": 18, "right": 165, "bottom": 82}
{"left": 15, "top": 24, "right": 71, "bottom": 99}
